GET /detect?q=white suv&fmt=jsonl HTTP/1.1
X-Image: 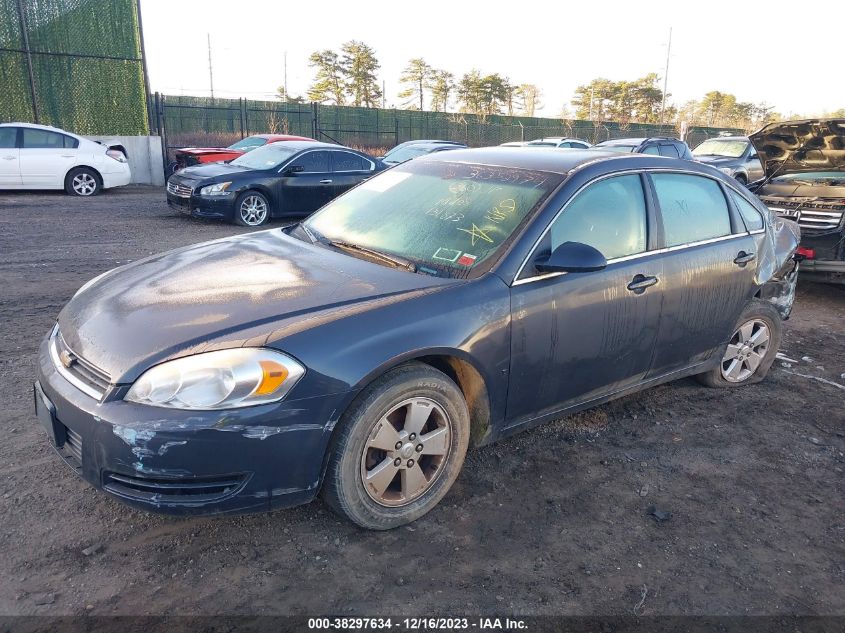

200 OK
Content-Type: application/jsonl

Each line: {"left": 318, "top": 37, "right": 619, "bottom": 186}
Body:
{"left": 0, "top": 122, "right": 131, "bottom": 196}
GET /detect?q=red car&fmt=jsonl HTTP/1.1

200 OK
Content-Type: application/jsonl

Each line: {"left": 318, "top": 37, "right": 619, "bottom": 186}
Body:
{"left": 170, "top": 134, "right": 315, "bottom": 173}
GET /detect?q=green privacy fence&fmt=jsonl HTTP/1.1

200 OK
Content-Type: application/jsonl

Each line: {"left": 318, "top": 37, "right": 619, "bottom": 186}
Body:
{"left": 0, "top": 0, "right": 149, "bottom": 135}
{"left": 156, "top": 94, "right": 741, "bottom": 153}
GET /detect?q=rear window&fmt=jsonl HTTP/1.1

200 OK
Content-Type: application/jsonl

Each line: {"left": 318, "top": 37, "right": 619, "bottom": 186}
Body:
{"left": 730, "top": 190, "right": 765, "bottom": 231}
{"left": 652, "top": 173, "right": 732, "bottom": 247}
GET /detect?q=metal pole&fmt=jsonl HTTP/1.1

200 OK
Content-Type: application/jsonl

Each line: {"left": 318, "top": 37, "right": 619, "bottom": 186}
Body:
{"left": 660, "top": 26, "right": 672, "bottom": 126}
{"left": 239, "top": 97, "right": 246, "bottom": 138}
{"left": 15, "top": 0, "right": 39, "bottom": 123}
{"left": 135, "top": 0, "right": 153, "bottom": 133}
{"left": 207, "top": 33, "right": 214, "bottom": 99}
{"left": 283, "top": 51, "right": 288, "bottom": 102}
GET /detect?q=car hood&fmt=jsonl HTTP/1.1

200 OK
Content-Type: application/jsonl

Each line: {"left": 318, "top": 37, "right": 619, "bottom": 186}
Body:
{"left": 749, "top": 119, "right": 845, "bottom": 178}
{"left": 174, "top": 162, "right": 253, "bottom": 181}
{"left": 57, "top": 231, "right": 452, "bottom": 382}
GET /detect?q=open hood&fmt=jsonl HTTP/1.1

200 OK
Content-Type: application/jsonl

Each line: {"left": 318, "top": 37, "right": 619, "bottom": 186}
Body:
{"left": 749, "top": 119, "right": 845, "bottom": 178}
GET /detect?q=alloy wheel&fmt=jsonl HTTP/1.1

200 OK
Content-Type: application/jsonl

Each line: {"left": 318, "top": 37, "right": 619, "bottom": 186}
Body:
{"left": 239, "top": 195, "right": 268, "bottom": 226}
{"left": 360, "top": 397, "right": 452, "bottom": 507}
{"left": 72, "top": 173, "right": 97, "bottom": 196}
{"left": 720, "top": 318, "right": 770, "bottom": 383}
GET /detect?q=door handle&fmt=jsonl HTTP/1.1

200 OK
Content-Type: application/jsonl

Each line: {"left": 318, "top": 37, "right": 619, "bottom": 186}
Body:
{"left": 61, "top": 154, "right": 75, "bottom": 158}
{"left": 319, "top": 179, "right": 333, "bottom": 184}
{"left": 734, "top": 251, "right": 756, "bottom": 266}
{"left": 627, "top": 274, "right": 659, "bottom": 293}
{"left": 2, "top": 156, "right": 15, "bottom": 160}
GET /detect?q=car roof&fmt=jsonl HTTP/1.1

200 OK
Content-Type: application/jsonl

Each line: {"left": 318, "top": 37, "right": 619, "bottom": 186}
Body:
{"left": 254, "top": 134, "right": 315, "bottom": 141}
{"left": 529, "top": 137, "right": 585, "bottom": 142}
{"left": 1, "top": 121, "right": 71, "bottom": 133}
{"left": 273, "top": 140, "right": 354, "bottom": 151}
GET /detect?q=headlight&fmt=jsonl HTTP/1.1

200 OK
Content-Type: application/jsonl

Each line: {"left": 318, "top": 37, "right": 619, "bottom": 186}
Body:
{"left": 718, "top": 167, "right": 734, "bottom": 175}
{"left": 200, "top": 182, "right": 232, "bottom": 196}
{"left": 125, "top": 348, "right": 305, "bottom": 410}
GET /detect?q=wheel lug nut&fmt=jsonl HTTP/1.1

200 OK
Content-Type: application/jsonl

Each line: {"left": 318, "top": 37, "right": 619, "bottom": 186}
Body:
{"left": 416, "top": 444, "right": 423, "bottom": 452}
{"left": 394, "top": 458, "right": 401, "bottom": 467}
{"left": 395, "top": 441, "right": 403, "bottom": 450}
{"left": 407, "top": 459, "right": 415, "bottom": 467}
{"left": 409, "top": 433, "right": 416, "bottom": 440}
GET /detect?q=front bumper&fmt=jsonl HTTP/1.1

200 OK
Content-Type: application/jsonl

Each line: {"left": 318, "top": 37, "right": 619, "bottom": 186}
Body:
{"left": 35, "top": 334, "right": 346, "bottom": 516}
{"left": 166, "top": 190, "right": 235, "bottom": 220}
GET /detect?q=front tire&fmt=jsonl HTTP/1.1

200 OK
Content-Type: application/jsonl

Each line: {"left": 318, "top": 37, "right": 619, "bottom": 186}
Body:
{"left": 696, "top": 299, "right": 782, "bottom": 388}
{"left": 65, "top": 167, "right": 101, "bottom": 196}
{"left": 233, "top": 191, "right": 270, "bottom": 226}
{"left": 322, "top": 363, "right": 470, "bottom": 530}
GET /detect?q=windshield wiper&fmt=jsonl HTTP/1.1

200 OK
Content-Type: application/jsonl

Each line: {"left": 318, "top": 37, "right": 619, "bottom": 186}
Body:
{"left": 328, "top": 240, "right": 417, "bottom": 272}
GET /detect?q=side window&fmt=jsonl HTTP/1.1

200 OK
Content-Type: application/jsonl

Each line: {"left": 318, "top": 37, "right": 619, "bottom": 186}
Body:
{"left": 652, "top": 173, "right": 732, "bottom": 246}
{"left": 730, "top": 190, "right": 765, "bottom": 231}
{"left": 642, "top": 145, "right": 660, "bottom": 155}
{"left": 332, "top": 151, "right": 370, "bottom": 172}
{"left": 558, "top": 142, "right": 572, "bottom": 148}
{"left": 549, "top": 174, "right": 647, "bottom": 260}
{"left": 0, "top": 128, "right": 17, "bottom": 148}
{"left": 22, "top": 128, "right": 66, "bottom": 149}
{"left": 63, "top": 135, "right": 79, "bottom": 149}
{"left": 658, "top": 144, "right": 680, "bottom": 158}
{"left": 294, "top": 151, "right": 329, "bottom": 173}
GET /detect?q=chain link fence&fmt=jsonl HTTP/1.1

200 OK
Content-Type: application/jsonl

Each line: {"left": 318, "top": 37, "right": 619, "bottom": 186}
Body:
{"left": 0, "top": 0, "right": 149, "bottom": 135}
{"left": 154, "top": 94, "right": 741, "bottom": 157}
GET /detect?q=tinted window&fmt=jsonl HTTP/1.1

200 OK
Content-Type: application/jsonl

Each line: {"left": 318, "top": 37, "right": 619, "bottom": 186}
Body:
{"left": 730, "top": 190, "right": 764, "bottom": 231}
{"left": 0, "top": 128, "right": 16, "bottom": 148}
{"left": 550, "top": 174, "right": 647, "bottom": 260}
{"left": 642, "top": 145, "right": 660, "bottom": 155}
{"left": 332, "top": 151, "right": 370, "bottom": 172}
{"left": 295, "top": 151, "right": 330, "bottom": 173}
{"left": 22, "top": 128, "right": 75, "bottom": 149}
{"left": 652, "top": 173, "right": 731, "bottom": 246}
{"left": 658, "top": 144, "right": 680, "bottom": 158}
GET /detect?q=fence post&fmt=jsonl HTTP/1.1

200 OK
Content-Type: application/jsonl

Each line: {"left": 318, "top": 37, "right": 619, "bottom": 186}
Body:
{"left": 15, "top": 0, "right": 39, "bottom": 123}
{"left": 312, "top": 102, "right": 319, "bottom": 139}
{"left": 239, "top": 98, "right": 246, "bottom": 138}
{"left": 394, "top": 117, "right": 399, "bottom": 146}
{"left": 158, "top": 93, "right": 169, "bottom": 177}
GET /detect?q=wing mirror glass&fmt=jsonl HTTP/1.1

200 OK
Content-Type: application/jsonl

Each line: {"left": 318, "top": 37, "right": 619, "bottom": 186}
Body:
{"left": 535, "top": 241, "right": 608, "bottom": 274}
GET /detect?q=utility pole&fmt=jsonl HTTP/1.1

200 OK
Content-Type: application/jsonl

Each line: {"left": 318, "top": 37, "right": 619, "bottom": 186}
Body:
{"left": 207, "top": 33, "right": 214, "bottom": 99}
{"left": 283, "top": 51, "right": 288, "bottom": 102}
{"left": 660, "top": 26, "right": 672, "bottom": 126}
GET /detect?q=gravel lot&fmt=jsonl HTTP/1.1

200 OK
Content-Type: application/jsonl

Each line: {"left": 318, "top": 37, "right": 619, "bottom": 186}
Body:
{"left": 0, "top": 186, "right": 843, "bottom": 617}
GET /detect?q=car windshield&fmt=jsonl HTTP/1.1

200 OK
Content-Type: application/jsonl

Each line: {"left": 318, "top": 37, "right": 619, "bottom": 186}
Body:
{"left": 303, "top": 161, "right": 563, "bottom": 279}
{"left": 230, "top": 143, "right": 300, "bottom": 170}
{"left": 770, "top": 171, "right": 845, "bottom": 185}
{"left": 228, "top": 137, "right": 268, "bottom": 152}
{"left": 592, "top": 144, "right": 637, "bottom": 153}
{"left": 383, "top": 146, "right": 432, "bottom": 164}
{"left": 693, "top": 139, "right": 748, "bottom": 158}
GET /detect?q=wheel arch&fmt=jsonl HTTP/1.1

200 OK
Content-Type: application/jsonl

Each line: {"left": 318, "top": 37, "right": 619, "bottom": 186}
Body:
{"left": 65, "top": 164, "right": 103, "bottom": 185}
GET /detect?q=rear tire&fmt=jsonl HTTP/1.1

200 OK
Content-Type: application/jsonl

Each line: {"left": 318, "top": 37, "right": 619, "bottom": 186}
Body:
{"left": 322, "top": 363, "right": 470, "bottom": 530}
{"left": 233, "top": 191, "right": 270, "bottom": 227}
{"left": 696, "top": 299, "right": 782, "bottom": 388}
{"left": 65, "top": 167, "right": 101, "bottom": 196}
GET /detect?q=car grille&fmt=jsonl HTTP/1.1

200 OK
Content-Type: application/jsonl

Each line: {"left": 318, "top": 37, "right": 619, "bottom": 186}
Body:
{"left": 64, "top": 426, "right": 83, "bottom": 463}
{"left": 762, "top": 198, "right": 845, "bottom": 232}
{"left": 167, "top": 180, "right": 193, "bottom": 198}
{"left": 103, "top": 472, "right": 248, "bottom": 504}
{"left": 51, "top": 330, "right": 111, "bottom": 400}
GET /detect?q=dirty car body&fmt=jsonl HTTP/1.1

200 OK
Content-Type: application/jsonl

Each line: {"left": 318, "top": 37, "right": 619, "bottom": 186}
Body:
{"left": 750, "top": 118, "right": 845, "bottom": 284}
{"left": 35, "top": 149, "right": 799, "bottom": 517}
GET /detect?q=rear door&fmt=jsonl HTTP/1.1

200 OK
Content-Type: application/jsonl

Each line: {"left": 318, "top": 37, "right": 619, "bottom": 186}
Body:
{"left": 0, "top": 127, "right": 21, "bottom": 187}
{"left": 329, "top": 150, "right": 375, "bottom": 200}
{"left": 19, "top": 128, "right": 80, "bottom": 188}
{"left": 645, "top": 172, "right": 758, "bottom": 378}
{"left": 278, "top": 150, "right": 332, "bottom": 215}
{"left": 507, "top": 173, "right": 664, "bottom": 427}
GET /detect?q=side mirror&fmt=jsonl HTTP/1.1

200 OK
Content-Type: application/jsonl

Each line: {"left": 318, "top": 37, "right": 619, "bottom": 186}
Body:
{"left": 285, "top": 165, "right": 304, "bottom": 175}
{"left": 535, "top": 241, "right": 607, "bottom": 274}
{"left": 748, "top": 154, "right": 758, "bottom": 161}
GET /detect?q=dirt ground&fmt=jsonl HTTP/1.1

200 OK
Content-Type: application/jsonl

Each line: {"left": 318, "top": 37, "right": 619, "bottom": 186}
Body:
{"left": 0, "top": 187, "right": 843, "bottom": 617}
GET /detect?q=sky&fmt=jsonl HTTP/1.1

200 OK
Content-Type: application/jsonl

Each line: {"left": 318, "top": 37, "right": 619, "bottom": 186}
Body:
{"left": 139, "top": 0, "right": 843, "bottom": 119}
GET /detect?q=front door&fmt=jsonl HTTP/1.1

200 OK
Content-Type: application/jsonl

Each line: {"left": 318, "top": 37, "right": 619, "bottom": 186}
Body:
{"left": 507, "top": 173, "right": 663, "bottom": 428}
{"left": 645, "top": 172, "right": 758, "bottom": 377}
{"left": 0, "top": 127, "right": 21, "bottom": 187}
{"left": 278, "top": 150, "right": 333, "bottom": 215}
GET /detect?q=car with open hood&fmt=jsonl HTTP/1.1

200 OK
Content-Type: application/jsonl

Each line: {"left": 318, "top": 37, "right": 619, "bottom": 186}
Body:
{"left": 36, "top": 148, "right": 799, "bottom": 529}
{"left": 692, "top": 136, "right": 764, "bottom": 185}
{"left": 750, "top": 118, "right": 845, "bottom": 284}
{"left": 166, "top": 141, "right": 384, "bottom": 226}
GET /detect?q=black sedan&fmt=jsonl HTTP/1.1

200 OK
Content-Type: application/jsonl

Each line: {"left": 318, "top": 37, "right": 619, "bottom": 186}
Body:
{"left": 166, "top": 141, "right": 384, "bottom": 226}
{"left": 35, "top": 148, "right": 799, "bottom": 529}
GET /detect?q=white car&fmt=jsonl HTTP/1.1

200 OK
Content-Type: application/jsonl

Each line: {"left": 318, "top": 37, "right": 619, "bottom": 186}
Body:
{"left": 0, "top": 122, "right": 131, "bottom": 196}
{"left": 526, "top": 137, "right": 591, "bottom": 149}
